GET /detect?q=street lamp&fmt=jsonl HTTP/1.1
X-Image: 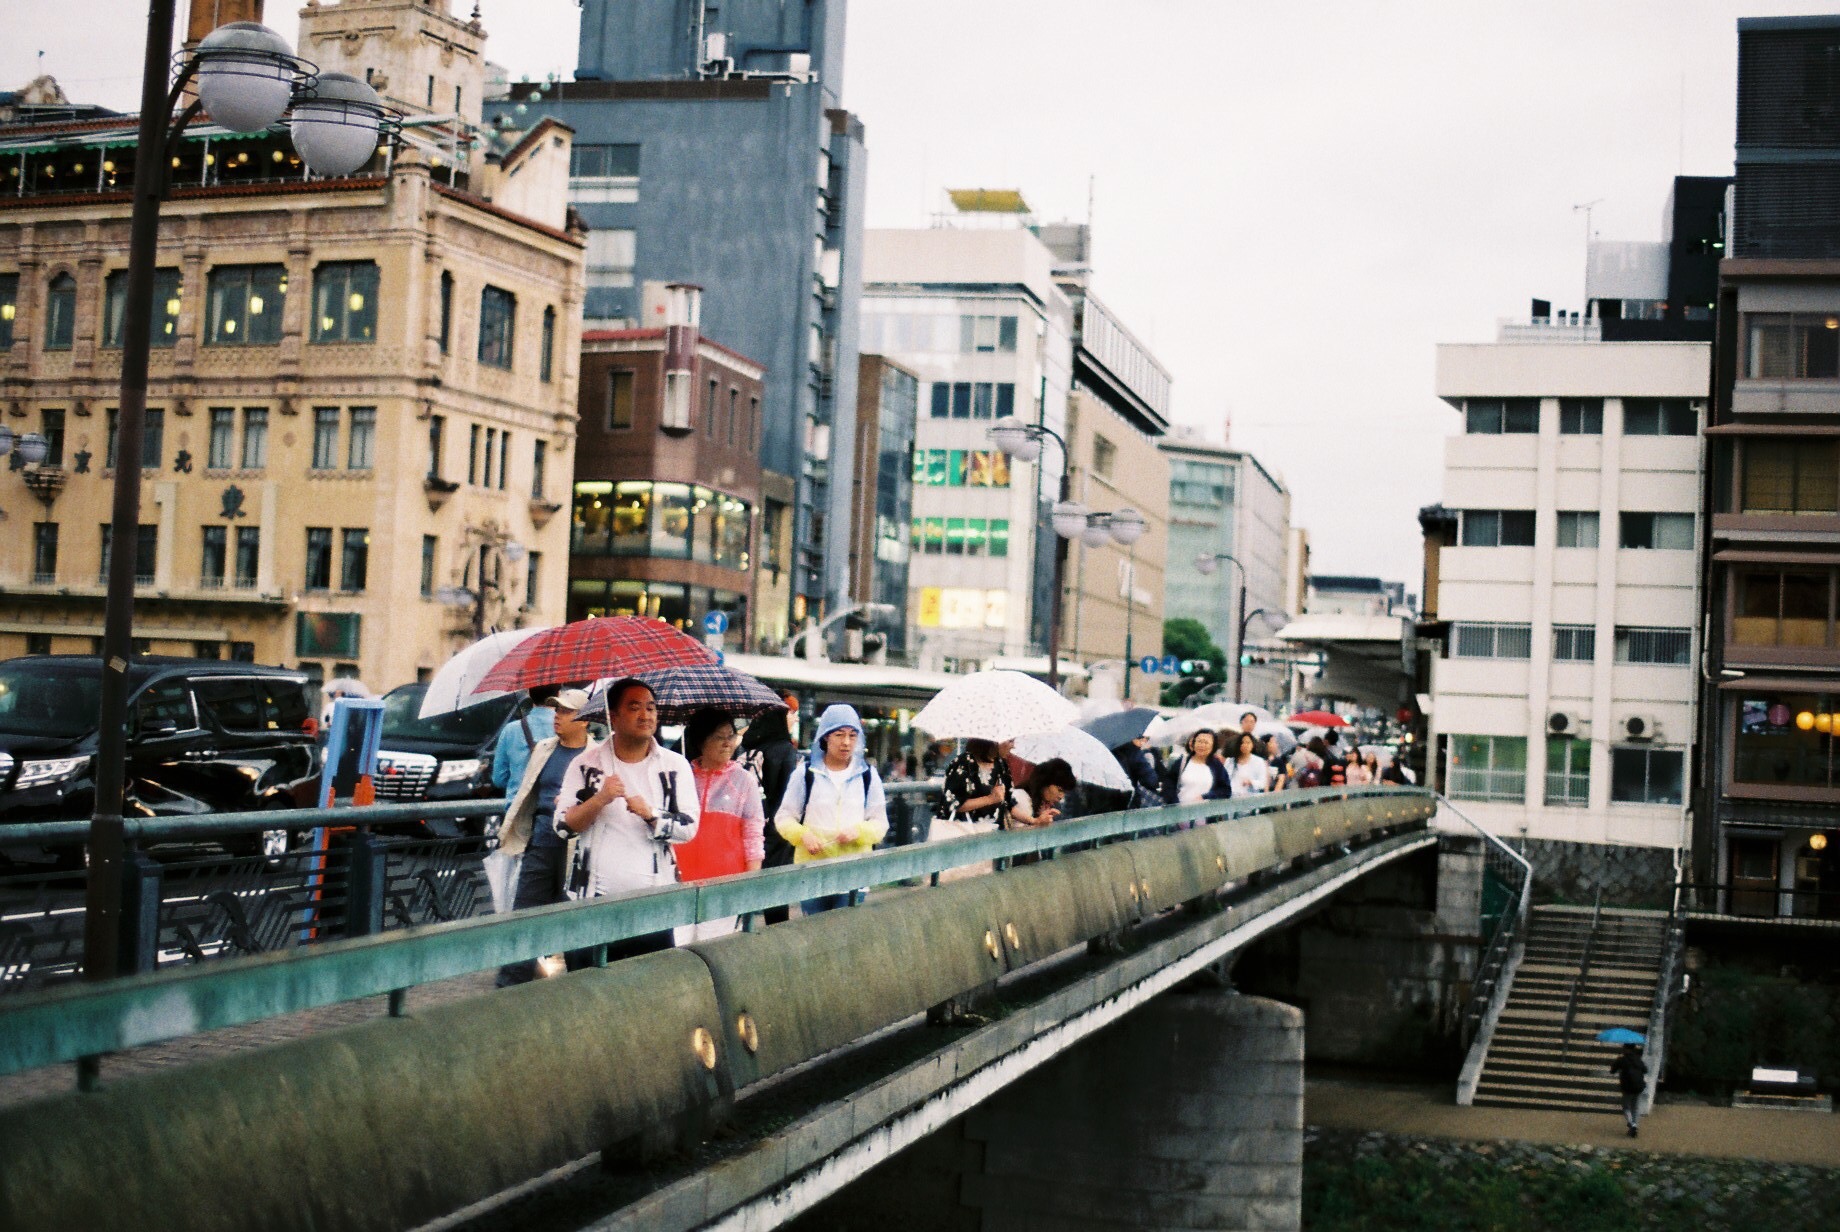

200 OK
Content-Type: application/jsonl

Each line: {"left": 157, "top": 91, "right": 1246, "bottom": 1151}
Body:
{"left": 1056, "top": 504, "right": 1146, "bottom": 694}
{"left": 1237, "top": 607, "right": 1291, "bottom": 705}
{"left": 988, "top": 416, "right": 1070, "bottom": 690}
{"left": 1195, "top": 551, "right": 1246, "bottom": 702}
{"left": 84, "top": 9, "right": 399, "bottom": 987}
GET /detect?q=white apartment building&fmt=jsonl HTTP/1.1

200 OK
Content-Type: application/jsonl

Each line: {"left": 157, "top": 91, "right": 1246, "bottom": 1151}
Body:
{"left": 861, "top": 226, "right": 1075, "bottom": 668}
{"left": 1430, "top": 330, "right": 1707, "bottom": 853}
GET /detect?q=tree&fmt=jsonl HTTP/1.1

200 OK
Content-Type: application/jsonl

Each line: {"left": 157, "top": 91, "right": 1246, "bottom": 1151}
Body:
{"left": 1160, "top": 617, "right": 1226, "bottom": 706}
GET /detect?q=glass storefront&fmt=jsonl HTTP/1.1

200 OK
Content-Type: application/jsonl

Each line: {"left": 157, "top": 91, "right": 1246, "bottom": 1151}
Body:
{"left": 1734, "top": 694, "right": 1840, "bottom": 790}
{"left": 567, "top": 578, "right": 745, "bottom": 635}
{"left": 572, "top": 480, "right": 751, "bottom": 565}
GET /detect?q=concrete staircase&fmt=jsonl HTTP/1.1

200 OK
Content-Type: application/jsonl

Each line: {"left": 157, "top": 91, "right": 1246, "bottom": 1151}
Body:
{"left": 1471, "top": 905, "right": 1666, "bottom": 1112}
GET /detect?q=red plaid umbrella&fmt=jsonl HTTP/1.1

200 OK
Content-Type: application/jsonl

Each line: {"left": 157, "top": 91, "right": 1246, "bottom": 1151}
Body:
{"left": 471, "top": 617, "right": 717, "bottom": 695}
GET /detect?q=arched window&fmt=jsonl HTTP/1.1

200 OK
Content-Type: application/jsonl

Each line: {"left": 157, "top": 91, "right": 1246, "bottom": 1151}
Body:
{"left": 44, "top": 273, "right": 76, "bottom": 351}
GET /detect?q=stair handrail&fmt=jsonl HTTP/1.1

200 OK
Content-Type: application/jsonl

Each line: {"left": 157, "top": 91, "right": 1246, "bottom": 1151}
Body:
{"left": 1559, "top": 886, "right": 1603, "bottom": 1057}
{"left": 1639, "top": 869, "right": 1688, "bottom": 1116}
{"left": 1441, "top": 795, "right": 1534, "bottom": 1105}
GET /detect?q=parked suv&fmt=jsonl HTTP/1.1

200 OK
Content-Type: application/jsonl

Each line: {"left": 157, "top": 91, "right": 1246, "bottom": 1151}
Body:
{"left": 374, "top": 683, "right": 518, "bottom": 808}
{"left": 0, "top": 656, "right": 319, "bottom": 828}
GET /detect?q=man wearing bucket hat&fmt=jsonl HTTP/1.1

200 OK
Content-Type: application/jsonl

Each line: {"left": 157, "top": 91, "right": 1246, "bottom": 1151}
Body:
{"left": 493, "top": 687, "right": 591, "bottom": 985}
{"left": 773, "top": 703, "right": 888, "bottom": 916}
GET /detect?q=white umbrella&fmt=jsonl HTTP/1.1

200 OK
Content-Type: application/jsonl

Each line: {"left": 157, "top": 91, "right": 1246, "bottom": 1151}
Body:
{"left": 912, "top": 670, "right": 1078, "bottom": 741}
{"left": 1255, "top": 721, "right": 1297, "bottom": 753}
{"left": 1011, "top": 727, "right": 1132, "bottom": 791}
{"left": 1147, "top": 701, "right": 1272, "bottom": 748}
{"left": 418, "top": 627, "right": 550, "bottom": 719}
{"left": 321, "top": 678, "right": 374, "bottom": 698}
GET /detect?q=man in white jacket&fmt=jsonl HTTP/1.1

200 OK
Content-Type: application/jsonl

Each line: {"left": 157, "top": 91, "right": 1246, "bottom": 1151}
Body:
{"left": 554, "top": 677, "right": 699, "bottom": 960}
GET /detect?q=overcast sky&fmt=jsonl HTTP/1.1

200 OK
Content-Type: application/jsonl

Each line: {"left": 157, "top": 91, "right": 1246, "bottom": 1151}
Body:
{"left": 9, "top": 1, "right": 1833, "bottom": 586}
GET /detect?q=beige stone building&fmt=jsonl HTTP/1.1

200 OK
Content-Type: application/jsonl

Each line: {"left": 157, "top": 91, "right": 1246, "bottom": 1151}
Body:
{"left": 0, "top": 0, "right": 583, "bottom": 690}
{"left": 1061, "top": 387, "right": 1168, "bottom": 705}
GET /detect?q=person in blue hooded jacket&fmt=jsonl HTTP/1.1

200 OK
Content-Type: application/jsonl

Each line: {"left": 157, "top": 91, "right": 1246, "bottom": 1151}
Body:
{"left": 773, "top": 704, "right": 888, "bottom": 917}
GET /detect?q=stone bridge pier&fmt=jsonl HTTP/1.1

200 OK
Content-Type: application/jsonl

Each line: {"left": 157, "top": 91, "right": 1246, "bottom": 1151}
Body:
{"left": 792, "top": 990, "right": 1306, "bottom": 1232}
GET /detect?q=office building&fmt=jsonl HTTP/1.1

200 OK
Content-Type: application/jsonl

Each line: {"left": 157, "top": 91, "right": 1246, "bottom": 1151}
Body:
{"left": 849, "top": 354, "right": 918, "bottom": 659}
{"left": 1160, "top": 426, "right": 1292, "bottom": 709}
{"left": 487, "top": 0, "right": 866, "bottom": 638}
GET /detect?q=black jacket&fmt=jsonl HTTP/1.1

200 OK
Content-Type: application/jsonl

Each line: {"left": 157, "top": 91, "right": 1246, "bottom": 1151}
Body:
{"left": 1160, "top": 753, "right": 1234, "bottom": 804}
{"left": 740, "top": 718, "right": 801, "bottom": 867}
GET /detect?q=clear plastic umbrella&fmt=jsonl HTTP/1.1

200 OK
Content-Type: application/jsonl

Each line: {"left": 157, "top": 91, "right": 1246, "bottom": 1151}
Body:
{"left": 912, "top": 670, "right": 1078, "bottom": 741}
{"left": 1011, "top": 726, "right": 1131, "bottom": 791}
{"left": 418, "top": 626, "right": 549, "bottom": 719}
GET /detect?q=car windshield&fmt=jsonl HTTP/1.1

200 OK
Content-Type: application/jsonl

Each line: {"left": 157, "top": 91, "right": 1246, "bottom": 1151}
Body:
{"left": 379, "top": 684, "right": 513, "bottom": 745}
{"left": 0, "top": 660, "right": 104, "bottom": 740}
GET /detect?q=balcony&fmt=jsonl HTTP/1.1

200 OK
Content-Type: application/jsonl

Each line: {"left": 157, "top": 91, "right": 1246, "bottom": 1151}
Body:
{"left": 1496, "top": 316, "right": 1602, "bottom": 344}
{"left": 1446, "top": 767, "right": 1525, "bottom": 803}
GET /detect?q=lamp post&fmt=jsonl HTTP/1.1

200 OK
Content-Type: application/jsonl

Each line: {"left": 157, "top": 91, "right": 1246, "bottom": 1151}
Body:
{"left": 1084, "top": 507, "right": 1147, "bottom": 696}
{"left": 84, "top": 10, "right": 397, "bottom": 985}
{"left": 1237, "top": 607, "right": 1291, "bottom": 706}
{"left": 1194, "top": 551, "right": 1246, "bottom": 702}
{"left": 989, "top": 416, "right": 1071, "bottom": 690}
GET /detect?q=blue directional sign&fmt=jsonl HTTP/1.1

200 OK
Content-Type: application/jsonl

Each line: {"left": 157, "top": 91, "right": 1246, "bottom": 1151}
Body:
{"left": 1159, "top": 654, "right": 1180, "bottom": 675}
{"left": 1139, "top": 656, "right": 1161, "bottom": 676}
{"left": 703, "top": 610, "right": 729, "bottom": 636}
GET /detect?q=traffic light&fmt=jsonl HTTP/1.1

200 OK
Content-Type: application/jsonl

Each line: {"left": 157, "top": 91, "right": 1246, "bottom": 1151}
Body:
{"left": 1239, "top": 653, "right": 1252, "bottom": 667}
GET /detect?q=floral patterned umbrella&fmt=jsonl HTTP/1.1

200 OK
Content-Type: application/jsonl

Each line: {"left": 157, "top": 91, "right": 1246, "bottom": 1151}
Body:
{"left": 911, "top": 670, "right": 1078, "bottom": 741}
{"left": 471, "top": 616, "right": 716, "bottom": 695}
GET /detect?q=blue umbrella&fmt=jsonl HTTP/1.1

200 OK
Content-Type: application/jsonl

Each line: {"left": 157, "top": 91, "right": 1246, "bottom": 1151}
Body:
{"left": 1080, "top": 708, "right": 1160, "bottom": 751}
{"left": 1596, "top": 1027, "right": 1646, "bottom": 1046}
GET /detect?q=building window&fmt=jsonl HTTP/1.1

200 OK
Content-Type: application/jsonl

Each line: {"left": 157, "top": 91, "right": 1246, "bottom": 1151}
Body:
{"left": 133, "top": 525, "right": 157, "bottom": 586}
{"left": 304, "top": 527, "right": 333, "bottom": 591}
{"left": 0, "top": 273, "right": 16, "bottom": 349}
{"left": 201, "top": 525, "right": 226, "bottom": 587}
{"left": 1558, "top": 398, "right": 1603, "bottom": 434}
{"left": 1610, "top": 746, "right": 1684, "bottom": 804}
{"left": 1545, "top": 737, "right": 1590, "bottom": 807}
{"left": 205, "top": 264, "right": 286, "bottom": 345}
{"left": 482, "top": 427, "right": 497, "bottom": 487}
{"left": 607, "top": 370, "right": 635, "bottom": 430}
{"left": 1733, "top": 693, "right": 1840, "bottom": 789}
{"left": 705, "top": 379, "right": 719, "bottom": 437}
{"left": 1450, "top": 622, "right": 1533, "bottom": 659}
{"left": 1619, "top": 512, "right": 1694, "bottom": 549}
{"left": 1745, "top": 313, "right": 1840, "bottom": 380}
{"left": 478, "top": 286, "right": 516, "bottom": 369}
{"left": 31, "top": 522, "right": 57, "bottom": 584}
{"left": 749, "top": 396, "right": 760, "bottom": 449}
{"left": 24, "top": 634, "right": 52, "bottom": 655}
{"left": 540, "top": 306, "right": 556, "bottom": 382}
{"left": 192, "top": 641, "right": 222, "bottom": 660}
{"left": 960, "top": 314, "right": 1018, "bottom": 353}
{"left": 1464, "top": 398, "right": 1540, "bottom": 434}
{"left": 584, "top": 229, "right": 636, "bottom": 289}
{"left": 909, "top": 517, "right": 1010, "bottom": 557}
{"left": 340, "top": 528, "right": 369, "bottom": 593}
{"left": 1614, "top": 626, "right": 1692, "bottom": 665}
{"left": 1555, "top": 510, "right": 1599, "bottom": 548}
{"left": 1458, "top": 509, "right": 1536, "bottom": 547}
{"left": 311, "top": 261, "right": 380, "bottom": 344}
{"left": 41, "top": 408, "right": 64, "bottom": 466}
{"left": 241, "top": 407, "right": 268, "bottom": 469}
{"left": 208, "top": 408, "right": 235, "bottom": 470}
{"left": 928, "top": 381, "right": 1015, "bottom": 421}
{"left": 525, "top": 551, "right": 541, "bottom": 608}
{"left": 913, "top": 448, "right": 1011, "bottom": 488}
{"left": 497, "top": 429, "right": 510, "bottom": 491}
{"left": 420, "top": 534, "right": 437, "bottom": 597}
{"left": 532, "top": 438, "right": 547, "bottom": 500}
{"left": 311, "top": 407, "right": 340, "bottom": 470}
{"left": 727, "top": 388, "right": 739, "bottom": 446}
{"left": 1092, "top": 434, "right": 1117, "bottom": 479}
{"left": 230, "top": 641, "right": 255, "bottom": 662}
{"left": 1170, "top": 459, "right": 1232, "bottom": 506}
{"left": 43, "top": 273, "right": 75, "bottom": 350}
{"left": 468, "top": 423, "right": 480, "bottom": 484}
{"left": 427, "top": 415, "right": 444, "bottom": 479}
{"left": 570, "top": 143, "right": 641, "bottom": 179}
{"left": 1623, "top": 398, "right": 1697, "bottom": 436}
{"left": 1446, "top": 734, "right": 1527, "bottom": 802}
{"left": 1733, "top": 568, "right": 1831, "bottom": 648}
{"left": 108, "top": 407, "right": 165, "bottom": 471}
{"left": 1740, "top": 439, "right": 1839, "bottom": 515}
{"left": 234, "top": 527, "right": 259, "bottom": 588}
{"left": 347, "top": 407, "right": 375, "bottom": 470}
{"left": 104, "top": 268, "right": 183, "bottom": 349}
{"left": 1553, "top": 624, "right": 1596, "bottom": 661}
{"left": 438, "top": 271, "right": 453, "bottom": 355}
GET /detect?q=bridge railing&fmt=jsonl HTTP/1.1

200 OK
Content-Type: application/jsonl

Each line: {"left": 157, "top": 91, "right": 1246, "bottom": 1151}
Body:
{"left": 0, "top": 785, "right": 1433, "bottom": 1082}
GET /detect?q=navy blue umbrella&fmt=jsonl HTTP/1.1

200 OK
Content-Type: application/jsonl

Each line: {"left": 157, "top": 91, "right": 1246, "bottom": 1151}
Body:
{"left": 583, "top": 663, "right": 784, "bottom": 724}
{"left": 1080, "top": 708, "right": 1160, "bottom": 751}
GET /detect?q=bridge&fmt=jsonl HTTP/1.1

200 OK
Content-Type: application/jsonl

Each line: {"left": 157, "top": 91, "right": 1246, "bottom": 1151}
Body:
{"left": 0, "top": 786, "right": 1510, "bottom": 1231}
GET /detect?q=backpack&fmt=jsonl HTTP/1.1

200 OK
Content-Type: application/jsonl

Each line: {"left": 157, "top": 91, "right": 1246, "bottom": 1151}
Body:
{"left": 737, "top": 745, "right": 768, "bottom": 786}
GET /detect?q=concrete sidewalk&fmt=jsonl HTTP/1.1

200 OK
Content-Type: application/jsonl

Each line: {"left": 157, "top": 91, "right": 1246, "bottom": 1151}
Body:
{"left": 1306, "top": 1076, "right": 1840, "bottom": 1169}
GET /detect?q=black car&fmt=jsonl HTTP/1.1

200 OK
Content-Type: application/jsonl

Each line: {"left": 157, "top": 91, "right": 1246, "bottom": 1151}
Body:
{"left": 0, "top": 656, "right": 319, "bottom": 835}
{"left": 373, "top": 683, "right": 519, "bottom": 812}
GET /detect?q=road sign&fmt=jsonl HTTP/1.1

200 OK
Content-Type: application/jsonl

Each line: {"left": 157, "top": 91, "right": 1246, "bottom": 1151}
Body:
{"left": 1139, "top": 656, "right": 1161, "bottom": 676}
{"left": 1159, "top": 654, "right": 1180, "bottom": 675}
{"left": 703, "top": 611, "right": 729, "bottom": 636}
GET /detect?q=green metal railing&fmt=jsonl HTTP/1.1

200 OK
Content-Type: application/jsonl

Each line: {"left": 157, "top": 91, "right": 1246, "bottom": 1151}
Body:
{"left": 0, "top": 786, "right": 1431, "bottom": 1080}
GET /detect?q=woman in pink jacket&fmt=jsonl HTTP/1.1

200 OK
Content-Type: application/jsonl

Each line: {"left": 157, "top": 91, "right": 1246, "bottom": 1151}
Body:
{"left": 677, "top": 707, "right": 766, "bottom": 938}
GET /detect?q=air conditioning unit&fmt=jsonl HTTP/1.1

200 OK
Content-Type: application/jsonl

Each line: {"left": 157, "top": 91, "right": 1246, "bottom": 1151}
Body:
{"left": 1621, "top": 713, "right": 1663, "bottom": 742}
{"left": 1547, "top": 711, "right": 1589, "bottom": 738}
